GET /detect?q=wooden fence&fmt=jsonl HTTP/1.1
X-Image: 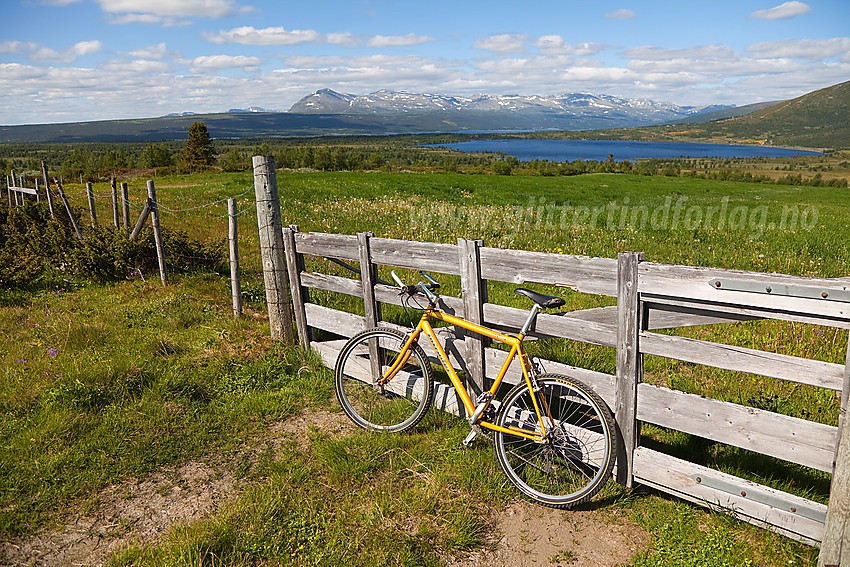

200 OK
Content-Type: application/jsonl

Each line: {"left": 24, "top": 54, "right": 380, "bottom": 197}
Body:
{"left": 277, "top": 227, "right": 850, "bottom": 548}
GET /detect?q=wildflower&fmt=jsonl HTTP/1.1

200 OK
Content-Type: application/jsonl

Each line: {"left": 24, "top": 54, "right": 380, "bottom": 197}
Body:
{"left": 48, "top": 347, "right": 58, "bottom": 357}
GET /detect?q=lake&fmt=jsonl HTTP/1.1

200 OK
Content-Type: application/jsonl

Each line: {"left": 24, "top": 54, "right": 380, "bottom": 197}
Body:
{"left": 427, "top": 139, "right": 823, "bottom": 162}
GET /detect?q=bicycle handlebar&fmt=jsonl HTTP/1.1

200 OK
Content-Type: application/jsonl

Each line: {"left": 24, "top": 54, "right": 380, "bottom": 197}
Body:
{"left": 390, "top": 270, "right": 441, "bottom": 301}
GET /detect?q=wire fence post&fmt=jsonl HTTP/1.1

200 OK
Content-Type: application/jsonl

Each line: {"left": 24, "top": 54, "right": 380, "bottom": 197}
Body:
{"left": 54, "top": 178, "right": 84, "bottom": 242}
{"left": 253, "top": 155, "right": 295, "bottom": 342}
{"left": 41, "top": 161, "right": 55, "bottom": 219}
{"left": 228, "top": 198, "right": 242, "bottom": 318}
{"left": 120, "top": 182, "right": 130, "bottom": 231}
{"left": 111, "top": 177, "right": 119, "bottom": 228}
{"left": 146, "top": 180, "right": 167, "bottom": 286}
{"left": 86, "top": 182, "right": 97, "bottom": 226}
{"left": 129, "top": 199, "right": 152, "bottom": 241}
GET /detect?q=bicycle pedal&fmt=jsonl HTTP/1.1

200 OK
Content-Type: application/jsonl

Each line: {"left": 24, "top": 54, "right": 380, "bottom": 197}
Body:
{"left": 462, "top": 427, "right": 481, "bottom": 448}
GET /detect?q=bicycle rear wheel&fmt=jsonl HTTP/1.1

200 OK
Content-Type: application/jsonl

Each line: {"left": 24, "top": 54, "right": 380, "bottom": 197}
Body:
{"left": 334, "top": 328, "right": 434, "bottom": 432}
{"left": 493, "top": 374, "right": 616, "bottom": 508}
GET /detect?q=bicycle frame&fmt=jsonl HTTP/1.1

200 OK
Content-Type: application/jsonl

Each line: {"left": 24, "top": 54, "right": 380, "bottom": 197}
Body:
{"left": 382, "top": 305, "right": 551, "bottom": 443}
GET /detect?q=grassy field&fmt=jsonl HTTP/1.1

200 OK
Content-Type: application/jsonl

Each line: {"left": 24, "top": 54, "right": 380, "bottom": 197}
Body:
{"left": 2, "top": 169, "right": 848, "bottom": 566}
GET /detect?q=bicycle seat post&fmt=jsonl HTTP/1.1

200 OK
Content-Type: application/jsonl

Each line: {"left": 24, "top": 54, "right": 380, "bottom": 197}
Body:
{"left": 520, "top": 304, "right": 542, "bottom": 336}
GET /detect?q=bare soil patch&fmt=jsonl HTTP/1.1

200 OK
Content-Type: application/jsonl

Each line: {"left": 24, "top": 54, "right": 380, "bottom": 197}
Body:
{"left": 448, "top": 500, "right": 649, "bottom": 567}
{"left": 1, "top": 462, "right": 235, "bottom": 567}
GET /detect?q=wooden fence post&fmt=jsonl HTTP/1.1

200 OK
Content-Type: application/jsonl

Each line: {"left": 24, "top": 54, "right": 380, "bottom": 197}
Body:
{"left": 129, "top": 199, "right": 152, "bottom": 241}
{"left": 34, "top": 179, "right": 41, "bottom": 202}
{"left": 10, "top": 171, "right": 19, "bottom": 206}
{"left": 86, "top": 182, "right": 97, "bottom": 226}
{"left": 5, "top": 176, "right": 10, "bottom": 206}
{"left": 41, "top": 161, "right": 55, "bottom": 219}
{"left": 54, "top": 178, "right": 84, "bottom": 242}
{"left": 357, "top": 231, "right": 383, "bottom": 378}
{"left": 111, "top": 177, "right": 119, "bottom": 228}
{"left": 615, "top": 250, "right": 645, "bottom": 488}
{"left": 357, "top": 232, "right": 382, "bottom": 328}
{"left": 228, "top": 198, "right": 242, "bottom": 318}
{"left": 252, "top": 155, "right": 295, "bottom": 343}
{"left": 820, "top": 402, "right": 850, "bottom": 566}
{"left": 120, "top": 182, "right": 130, "bottom": 231}
{"left": 458, "top": 238, "right": 488, "bottom": 395}
{"left": 283, "top": 225, "right": 311, "bottom": 347}
{"left": 146, "top": 180, "right": 167, "bottom": 286}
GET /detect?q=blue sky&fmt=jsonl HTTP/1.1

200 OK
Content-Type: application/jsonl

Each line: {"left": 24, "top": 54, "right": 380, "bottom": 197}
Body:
{"left": 1, "top": 0, "right": 848, "bottom": 125}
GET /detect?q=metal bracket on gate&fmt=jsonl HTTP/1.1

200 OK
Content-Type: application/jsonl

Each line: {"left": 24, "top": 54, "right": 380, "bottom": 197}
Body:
{"left": 690, "top": 474, "right": 826, "bottom": 523}
{"left": 709, "top": 278, "right": 850, "bottom": 304}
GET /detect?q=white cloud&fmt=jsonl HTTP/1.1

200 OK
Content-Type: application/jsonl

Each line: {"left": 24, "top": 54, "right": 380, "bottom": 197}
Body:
{"left": 624, "top": 44, "right": 738, "bottom": 61}
{"left": 0, "top": 63, "right": 47, "bottom": 80}
{"left": 628, "top": 56, "right": 801, "bottom": 77}
{"left": 534, "top": 36, "right": 607, "bottom": 56}
{"left": 189, "top": 54, "right": 262, "bottom": 72}
{"left": 72, "top": 40, "right": 102, "bottom": 57}
{"left": 473, "top": 34, "right": 526, "bottom": 53}
{"left": 747, "top": 37, "right": 850, "bottom": 60}
{"left": 95, "top": 0, "right": 244, "bottom": 18}
{"left": 327, "top": 33, "right": 359, "bottom": 47}
{"left": 102, "top": 58, "right": 171, "bottom": 73}
{"left": 203, "top": 26, "right": 321, "bottom": 45}
{"left": 127, "top": 43, "right": 168, "bottom": 60}
{"left": 366, "top": 33, "right": 435, "bottom": 48}
{"left": 0, "top": 41, "right": 26, "bottom": 54}
{"left": 749, "top": 1, "right": 811, "bottom": 20}
{"left": 107, "top": 13, "right": 192, "bottom": 26}
{"left": 27, "top": 40, "right": 103, "bottom": 63}
{"left": 605, "top": 9, "right": 636, "bottom": 20}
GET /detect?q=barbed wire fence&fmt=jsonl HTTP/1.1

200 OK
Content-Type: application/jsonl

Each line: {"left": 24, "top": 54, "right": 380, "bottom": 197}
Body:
{"left": 6, "top": 163, "right": 260, "bottom": 317}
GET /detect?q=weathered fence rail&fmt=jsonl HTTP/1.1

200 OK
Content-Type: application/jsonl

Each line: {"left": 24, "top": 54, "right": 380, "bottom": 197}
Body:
{"left": 278, "top": 227, "right": 850, "bottom": 548}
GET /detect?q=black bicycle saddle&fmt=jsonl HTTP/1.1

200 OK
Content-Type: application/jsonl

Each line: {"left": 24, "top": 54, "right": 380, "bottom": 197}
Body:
{"left": 514, "top": 288, "right": 565, "bottom": 309}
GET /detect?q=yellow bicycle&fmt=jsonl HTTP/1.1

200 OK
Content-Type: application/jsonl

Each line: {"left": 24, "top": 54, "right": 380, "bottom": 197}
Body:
{"left": 334, "top": 270, "right": 616, "bottom": 508}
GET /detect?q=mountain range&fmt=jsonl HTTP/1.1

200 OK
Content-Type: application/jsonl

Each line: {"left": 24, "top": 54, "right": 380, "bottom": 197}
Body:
{"left": 288, "top": 88, "right": 733, "bottom": 129}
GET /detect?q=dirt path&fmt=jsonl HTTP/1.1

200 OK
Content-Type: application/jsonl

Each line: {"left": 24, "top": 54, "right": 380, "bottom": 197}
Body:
{"left": 1, "top": 411, "right": 649, "bottom": 566}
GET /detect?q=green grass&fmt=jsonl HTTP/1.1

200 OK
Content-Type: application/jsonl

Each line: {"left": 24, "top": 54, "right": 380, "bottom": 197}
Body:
{"left": 4, "top": 168, "right": 847, "bottom": 566}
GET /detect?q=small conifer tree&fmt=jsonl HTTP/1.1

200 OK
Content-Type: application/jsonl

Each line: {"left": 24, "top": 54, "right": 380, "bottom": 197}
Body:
{"left": 181, "top": 121, "right": 215, "bottom": 169}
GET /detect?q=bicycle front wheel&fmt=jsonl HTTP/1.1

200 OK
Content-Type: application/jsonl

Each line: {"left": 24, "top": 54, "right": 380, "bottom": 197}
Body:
{"left": 334, "top": 328, "right": 434, "bottom": 432}
{"left": 493, "top": 374, "right": 616, "bottom": 508}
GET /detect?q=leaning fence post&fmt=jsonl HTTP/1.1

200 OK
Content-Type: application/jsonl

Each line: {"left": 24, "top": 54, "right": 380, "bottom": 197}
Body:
{"left": 458, "top": 238, "right": 488, "bottom": 396}
{"left": 129, "top": 199, "right": 152, "bottom": 241}
{"left": 252, "top": 155, "right": 295, "bottom": 343}
{"left": 54, "top": 178, "right": 84, "bottom": 242}
{"left": 228, "top": 198, "right": 242, "bottom": 318}
{"left": 41, "top": 161, "right": 55, "bottom": 219}
{"left": 146, "top": 180, "right": 167, "bottom": 286}
{"left": 283, "top": 225, "right": 311, "bottom": 347}
{"left": 615, "top": 251, "right": 645, "bottom": 488}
